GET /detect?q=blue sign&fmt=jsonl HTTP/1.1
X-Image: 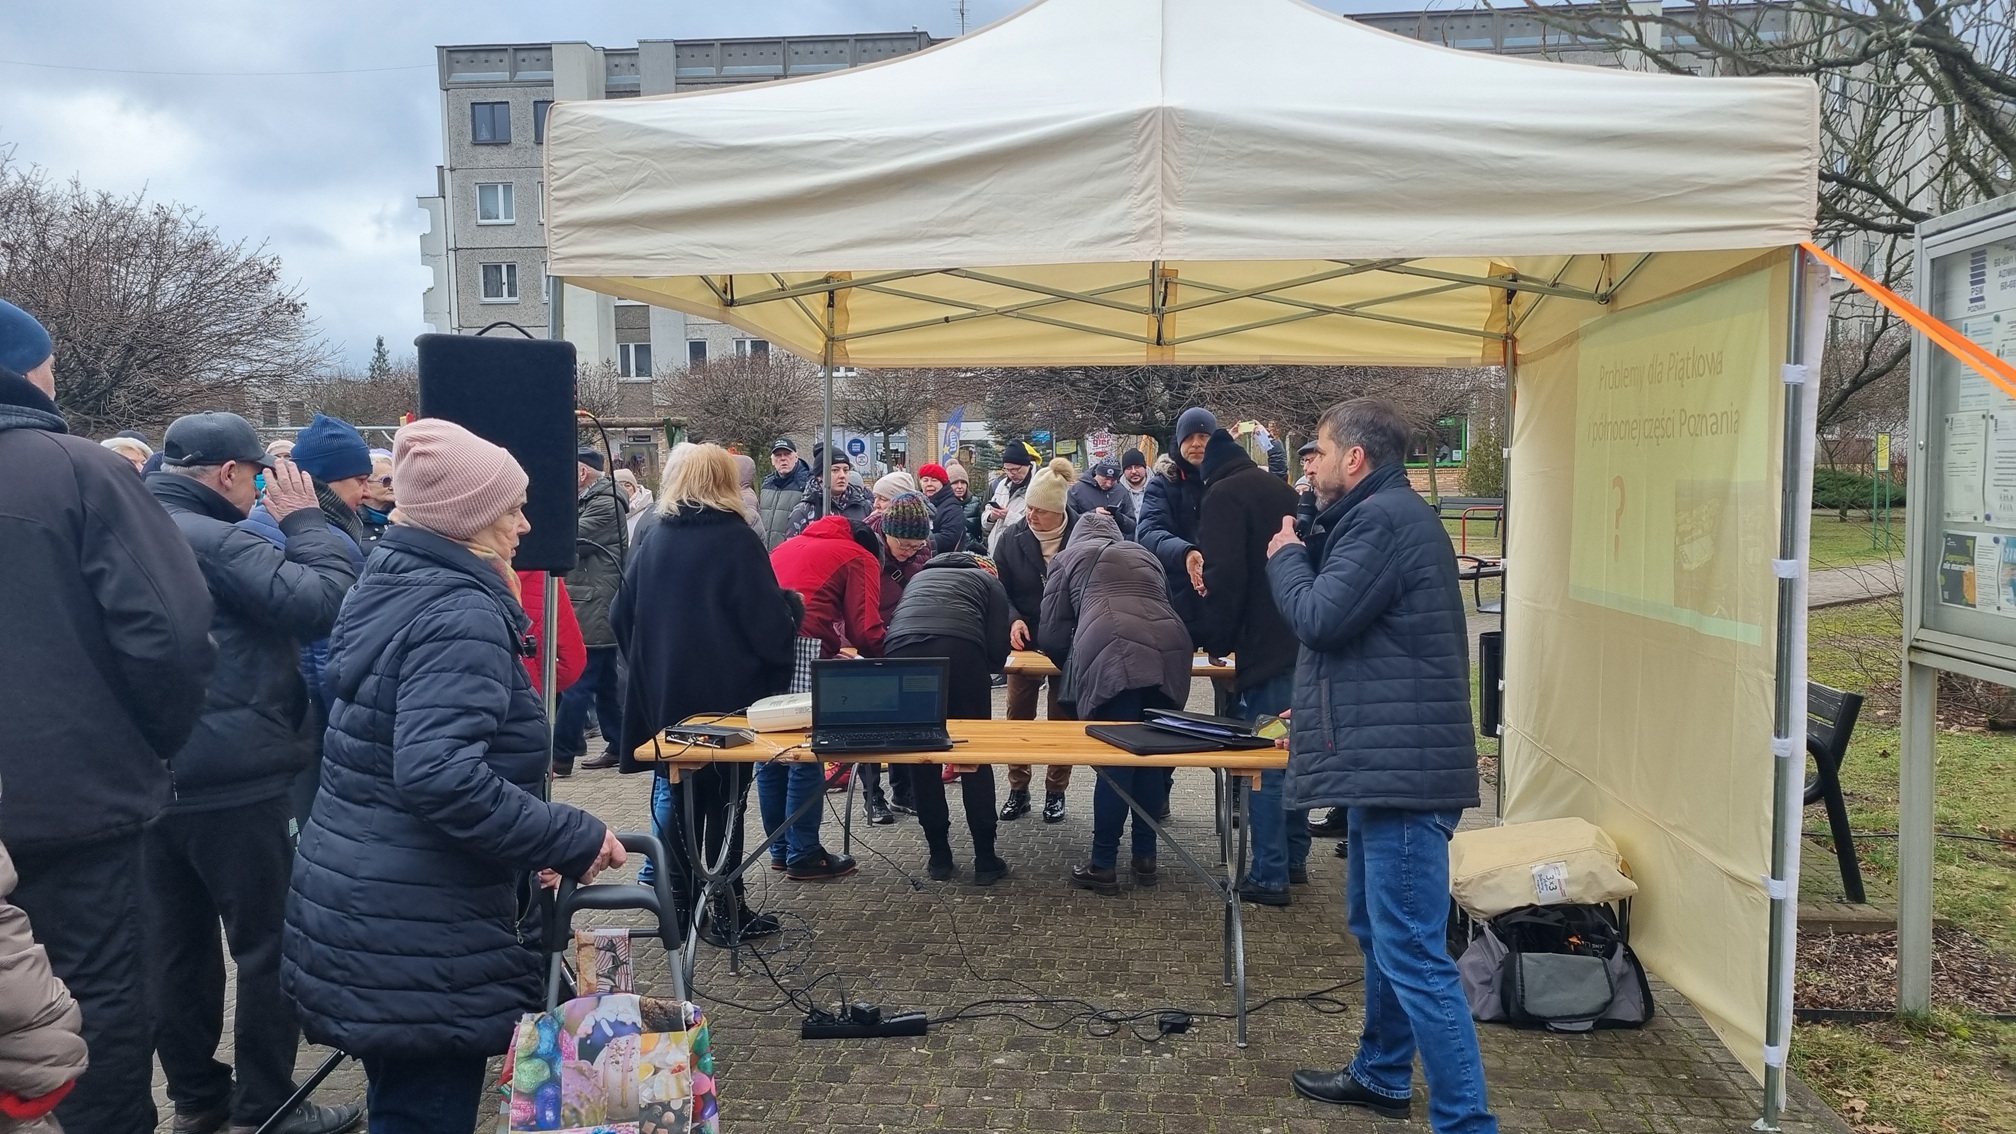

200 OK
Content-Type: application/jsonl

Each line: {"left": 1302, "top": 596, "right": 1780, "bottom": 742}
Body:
{"left": 1031, "top": 430, "right": 1053, "bottom": 445}
{"left": 847, "top": 437, "right": 867, "bottom": 457}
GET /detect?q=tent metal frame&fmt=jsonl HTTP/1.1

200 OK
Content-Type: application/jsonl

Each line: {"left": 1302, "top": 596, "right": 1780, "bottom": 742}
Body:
{"left": 554, "top": 246, "right": 1813, "bottom": 1129}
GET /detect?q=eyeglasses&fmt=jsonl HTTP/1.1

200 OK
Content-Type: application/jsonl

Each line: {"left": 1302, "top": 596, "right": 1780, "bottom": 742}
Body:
{"left": 375, "top": 476, "right": 393, "bottom": 487}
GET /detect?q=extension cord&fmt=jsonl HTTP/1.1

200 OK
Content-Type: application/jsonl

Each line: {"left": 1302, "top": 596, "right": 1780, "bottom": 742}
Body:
{"left": 800, "top": 1011, "right": 929, "bottom": 1040}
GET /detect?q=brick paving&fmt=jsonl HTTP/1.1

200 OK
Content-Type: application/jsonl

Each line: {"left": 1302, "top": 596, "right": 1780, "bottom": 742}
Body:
{"left": 156, "top": 675, "right": 1848, "bottom": 1133}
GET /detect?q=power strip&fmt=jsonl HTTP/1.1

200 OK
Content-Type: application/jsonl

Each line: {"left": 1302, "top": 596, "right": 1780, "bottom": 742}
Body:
{"left": 800, "top": 1011, "right": 929, "bottom": 1040}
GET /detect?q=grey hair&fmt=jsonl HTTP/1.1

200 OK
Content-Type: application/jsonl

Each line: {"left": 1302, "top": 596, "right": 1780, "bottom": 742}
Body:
{"left": 1317, "top": 398, "right": 1410, "bottom": 470}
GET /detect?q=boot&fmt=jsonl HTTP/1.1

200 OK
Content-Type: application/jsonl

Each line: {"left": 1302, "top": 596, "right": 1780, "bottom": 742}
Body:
{"left": 999, "top": 788, "right": 1031, "bottom": 821}
{"left": 925, "top": 831, "right": 957, "bottom": 881}
{"left": 1041, "top": 791, "right": 1067, "bottom": 824}
{"left": 864, "top": 790, "right": 894, "bottom": 825}
{"left": 1131, "top": 855, "right": 1158, "bottom": 887}
{"left": 889, "top": 773, "right": 917, "bottom": 815}
{"left": 973, "top": 855, "right": 1010, "bottom": 887}
{"left": 1069, "top": 862, "right": 1121, "bottom": 896}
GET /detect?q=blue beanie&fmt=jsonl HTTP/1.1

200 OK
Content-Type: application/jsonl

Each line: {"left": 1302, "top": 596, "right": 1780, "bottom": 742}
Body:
{"left": 291, "top": 414, "right": 372, "bottom": 483}
{"left": 0, "top": 299, "right": 54, "bottom": 376}
{"left": 1174, "top": 406, "right": 1218, "bottom": 446}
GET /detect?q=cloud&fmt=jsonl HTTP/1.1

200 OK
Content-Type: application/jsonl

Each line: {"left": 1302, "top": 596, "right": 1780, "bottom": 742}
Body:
{"left": 1, "top": 0, "right": 1366, "bottom": 368}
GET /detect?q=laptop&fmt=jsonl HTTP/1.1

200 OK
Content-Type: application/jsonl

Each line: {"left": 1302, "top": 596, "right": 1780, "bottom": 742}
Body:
{"left": 808, "top": 657, "right": 954, "bottom": 755}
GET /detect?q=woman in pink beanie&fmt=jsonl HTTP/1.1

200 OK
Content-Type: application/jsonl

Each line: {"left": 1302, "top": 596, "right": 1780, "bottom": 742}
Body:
{"left": 282, "top": 418, "right": 626, "bottom": 1132}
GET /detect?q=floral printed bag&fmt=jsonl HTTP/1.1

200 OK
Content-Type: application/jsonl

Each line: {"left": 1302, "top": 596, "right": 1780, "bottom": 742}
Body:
{"left": 498, "top": 992, "right": 719, "bottom": 1134}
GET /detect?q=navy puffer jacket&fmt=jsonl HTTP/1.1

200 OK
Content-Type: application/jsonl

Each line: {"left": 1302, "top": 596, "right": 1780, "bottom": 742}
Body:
{"left": 1265, "top": 462, "right": 1478, "bottom": 813}
{"left": 1136, "top": 459, "right": 1206, "bottom": 643}
{"left": 282, "top": 525, "right": 605, "bottom": 1060}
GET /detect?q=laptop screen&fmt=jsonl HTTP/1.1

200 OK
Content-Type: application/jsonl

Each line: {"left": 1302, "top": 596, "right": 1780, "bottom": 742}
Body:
{"left": 811, "top": 659, "right": 946, "bottom": 728}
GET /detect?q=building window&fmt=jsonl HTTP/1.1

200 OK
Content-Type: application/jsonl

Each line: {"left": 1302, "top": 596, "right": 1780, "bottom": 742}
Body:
{"left": 687, "top": 340, "right": 708, "bottom": 365}
{"left": 480, "top": 262, "right": 518, "bottom": 302}
{"left": 261, "top": 401, "right": 280, "bottom": 428}
{"left": 734, "top": 338, "right": 769, "bottom": 359}
{"left": 287, "top": 401, "right": 307, "bottom": 427}
{"left": 476, "top": 182, "right": 514, "bottom": 224}
{"left": 470, "top": 101, "right": 510, "bottom": 144}
{"left": 618, "top": 343, "right": 653, "bottom": 379}
{"left": 534, "top": 100, "right": 553, "bottom": 144}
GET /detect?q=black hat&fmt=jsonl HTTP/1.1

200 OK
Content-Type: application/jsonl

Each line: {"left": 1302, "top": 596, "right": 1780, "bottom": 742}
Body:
{"left": 1297, "top": 439, "right": 1319, "bottom": 457}
{"left": 1121, "top": 448, "right": 1147, "bottom": 469}
{"left": 162, "top": 412, "right": 274, "bottom": 469}
{"left": 577, "top": 447, "right": 605, "bottom": 471}
{"left": 827, "top": 449, "right": 852, "bottom": 468}
{"left": 1001, "top": 441, "right": 1037, "bottom": 467}
{"left": 1090, "top": 460, "right": 1120, "bottom": 479}
{"left": 770, "top": 438, "right": 797, "bottom": 454}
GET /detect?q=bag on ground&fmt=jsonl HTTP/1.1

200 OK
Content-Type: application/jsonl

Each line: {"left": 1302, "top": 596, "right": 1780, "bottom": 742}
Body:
{"left": 499, "top": 992, "right": 719, "bottom": 1133}
{"left": 1455, "top": 902, "right": 1653, "bottom": 1033}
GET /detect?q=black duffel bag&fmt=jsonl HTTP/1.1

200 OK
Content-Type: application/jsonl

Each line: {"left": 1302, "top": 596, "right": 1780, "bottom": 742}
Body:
{"left": 1455, "top": 903, "right": 1654, "bottom": 1033}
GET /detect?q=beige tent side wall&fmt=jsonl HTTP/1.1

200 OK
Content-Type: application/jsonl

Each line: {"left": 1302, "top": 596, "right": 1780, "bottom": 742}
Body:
{"left": 1501, "top": 249, "right": 1792, "bottom": 1082}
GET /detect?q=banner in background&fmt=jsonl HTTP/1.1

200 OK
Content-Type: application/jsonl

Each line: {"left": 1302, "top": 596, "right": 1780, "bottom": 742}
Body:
{"left": 941, "top": 407, "right": 965, "bottom": 464}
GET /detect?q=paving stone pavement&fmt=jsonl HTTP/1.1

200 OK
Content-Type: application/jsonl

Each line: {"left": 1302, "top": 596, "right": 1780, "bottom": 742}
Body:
{"left": 156, "top": 677, "right": 1848, "bottom": 1134}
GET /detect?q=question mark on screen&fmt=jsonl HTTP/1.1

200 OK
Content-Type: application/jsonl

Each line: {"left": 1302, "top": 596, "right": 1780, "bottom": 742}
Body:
{"left": 1610, "top": 476, "right": 1626, "bottom": 560}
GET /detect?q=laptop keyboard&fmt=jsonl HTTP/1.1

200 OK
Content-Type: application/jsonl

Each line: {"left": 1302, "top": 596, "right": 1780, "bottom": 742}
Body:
{"left": 815, "top": 729, "right": 949, "bottom": 750}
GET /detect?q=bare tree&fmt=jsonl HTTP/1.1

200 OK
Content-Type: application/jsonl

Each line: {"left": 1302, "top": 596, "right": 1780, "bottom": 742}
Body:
{"left": 654, "top": 354, "right": 824, "bottom": 453}
{"left": 291, "top": 360, "right": 420, "bottom": 432}
{"left": 575, "top": 359, "right": 626, "bottom": 422}
{"left": 0, "top": 153, "right": 332, "bottom": 437}
{"left": 1524, "top": 0, "right": 2016, "bottom": 430}
{"left": 836, "top": 368, "right": 948, "bottom": 464}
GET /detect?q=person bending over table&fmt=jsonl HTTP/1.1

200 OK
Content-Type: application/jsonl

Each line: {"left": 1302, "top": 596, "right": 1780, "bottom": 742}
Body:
{"left": 1039, "top": 512, "right": 1194, "bottom": 896}
{"left": 883, "top": 550, "right": 1014, "bottom": 885}
{"left": 994, "top": 458, "right": 1081, "bottom": 823}
{"left": 612, "top": 442, "right": 797, "bottom": 946}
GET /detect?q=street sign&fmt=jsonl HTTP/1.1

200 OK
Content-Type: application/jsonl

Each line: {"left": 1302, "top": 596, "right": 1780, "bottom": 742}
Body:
{"left": 1031, "top": 429, "right": 1052, "bottom": 445}
{"left": 1876, "top": 432, "right": 1891, "bottom": 472}
{"left": 1056, "top": 439, "right": 1078, "bottom": 455}
{"left": 847, "top": 437, "right": 867, "bottom": 457}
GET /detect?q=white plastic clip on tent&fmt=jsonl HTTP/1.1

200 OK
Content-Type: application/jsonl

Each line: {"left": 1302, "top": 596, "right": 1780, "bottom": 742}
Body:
{"left": 543, "top": 0, "right": 1823, "bottom": 1124}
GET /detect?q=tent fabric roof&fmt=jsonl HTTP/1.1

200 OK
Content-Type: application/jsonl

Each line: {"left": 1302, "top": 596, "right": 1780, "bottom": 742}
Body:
{"left": 542, "top": 0, "right": 1818, "bottom": 366}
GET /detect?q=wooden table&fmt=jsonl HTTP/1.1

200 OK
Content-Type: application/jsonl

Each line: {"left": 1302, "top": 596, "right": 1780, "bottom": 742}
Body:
{"left": 635, "top": 718, "right": 1283, "bottom": 1044}
{"left": 1004, "top": 650, "right": 1235, "bottom": 680}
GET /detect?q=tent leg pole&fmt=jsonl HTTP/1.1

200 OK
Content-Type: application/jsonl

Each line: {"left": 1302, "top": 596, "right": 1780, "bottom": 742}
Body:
{"left": 822, "top": 287, "right": 836, "bottom": 511}
{"left": 1758, "top": 250, "right": 1816, "bottom": 1132}
{"left": 1496, "top": 334, "right": 1516, "bottom": 824}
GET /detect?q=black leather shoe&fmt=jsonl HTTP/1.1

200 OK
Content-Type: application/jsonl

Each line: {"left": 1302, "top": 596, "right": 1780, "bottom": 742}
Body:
{"left": 1239, "top": 882, "right": 1291, "bottom": 906}
{"left": 865, "top": 795, "right": 895, "bottom": 825}
{"left": 999, "top": 788, "right": 1031, "bottom": 821}
{"left": 234, "top": 1101, "right": 365, "bottom": 1134}
{"left": 1131, "top": 856, "right": 1158, "bottom": 887}
{"left": 1069, "top": 862, "right": 1121, "bottom": 895}
{"left": 551, "top": 762, "right": 573, "bottom": 779}
{"left": 927, "top": 858, "right": 958, "bottom": 882}
{"left": 1042, "top": 792, "right": 1067, "bottom": 823}
{"left": 1334, "top": 839, "right": 1349, "bottom": 859}
{"left": 174, "top": 1104, "right": 230, "bottom": 1134}
{"left": 1308, "top": 808, "right": 1350, "bottom": 837}
{"left": 1289, "top": 865, "right": 1310, "bottom": 885}
{"left": 701, "top": 906, "right": 782, "bottom": 948}
{"left": 785, "top": 851, "right": 859, "bottom": 881}
{"left": 973, "top": 857, "right": 1010, "bottom": 887}
{"left": 580, "top": 749, "right": 621, "bottom": 771}
{"left": 1289, "top": 1069, "right": 1410, "bottom": 1119}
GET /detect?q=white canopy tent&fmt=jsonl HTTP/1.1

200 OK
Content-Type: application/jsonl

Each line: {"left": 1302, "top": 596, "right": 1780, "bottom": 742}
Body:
{"left": 545, "top": 0, "right": 1823, "bottom": 1123}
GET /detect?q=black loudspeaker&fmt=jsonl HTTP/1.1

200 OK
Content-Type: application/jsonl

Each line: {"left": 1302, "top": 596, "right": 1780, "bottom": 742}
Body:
{"left": 415, "top": 332, "right": 578, "bottom": 573}
{"left": 1477, "top": 630, "right": 1504, "bottom": 738}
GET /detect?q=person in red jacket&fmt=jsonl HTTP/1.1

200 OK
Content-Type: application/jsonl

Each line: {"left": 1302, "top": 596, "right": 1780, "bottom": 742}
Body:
{"left": 762, "top": 514, "right": 883, "bottom": 881}
{"left": 517, "top": 571, "right": 587, "bottom": 697}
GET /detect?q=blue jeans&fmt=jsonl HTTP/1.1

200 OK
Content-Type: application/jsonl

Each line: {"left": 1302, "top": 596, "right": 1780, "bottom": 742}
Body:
{"left": 1087, "top": 687, "right": 1175, "bottom": 869}
{"left": 554, "top": 646, "right": 622, "bottom": 762}
{"left": 362, "top": 1054, "right": 488, "bottom": 1134}
{"left": 756, "top": 761, "right": 827, "bottom": 863}
{"left": 1236, "top": 674, "right": 1307, "bottom": 890}
{"left": 1345, "top": 807, "right": 1497, "bottom": 1134}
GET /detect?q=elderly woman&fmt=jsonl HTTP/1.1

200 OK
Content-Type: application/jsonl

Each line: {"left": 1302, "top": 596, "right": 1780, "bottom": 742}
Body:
{"left": 100, "top": 434, "right": 152, "bottom": 473}
{"left": 282, "top": 419, "right": 622, "bottom": 1134}
{"left": 613, "top": 443, "right": 797, "bottom": 946}
{"left": 1039, "top": 511, "right": 1193, "bottom": 896}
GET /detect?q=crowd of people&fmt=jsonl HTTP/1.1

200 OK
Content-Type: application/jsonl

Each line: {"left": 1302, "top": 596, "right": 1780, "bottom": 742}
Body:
{"left": 0, "top": 287, "right": 1496, "bottom": 1134}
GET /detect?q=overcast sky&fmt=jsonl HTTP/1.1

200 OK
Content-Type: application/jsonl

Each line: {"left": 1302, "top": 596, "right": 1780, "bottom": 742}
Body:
{"left": 1, "top": 0, "right": 1388, "bottom": 369}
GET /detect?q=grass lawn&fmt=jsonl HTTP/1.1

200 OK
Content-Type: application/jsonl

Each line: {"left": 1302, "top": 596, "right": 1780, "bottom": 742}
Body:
{"left": 1808, "top": 510, "right": 1907, "bottom": 571}
{"left": 1794, "top": 599, "right": 2016, "bottom": 1132}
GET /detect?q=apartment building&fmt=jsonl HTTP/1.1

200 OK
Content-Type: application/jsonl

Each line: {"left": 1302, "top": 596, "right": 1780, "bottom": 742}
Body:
{"left": 416, "top": 31, "right": 939, "bottom": 411}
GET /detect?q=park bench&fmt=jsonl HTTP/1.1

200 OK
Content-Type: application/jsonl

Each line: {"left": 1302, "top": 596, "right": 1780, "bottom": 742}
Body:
{"left": 1456, "top": 555, "right": 1504, "bottom": 614}
{"left": 1806, "top": 682, "right": 1867, "bottom": 904}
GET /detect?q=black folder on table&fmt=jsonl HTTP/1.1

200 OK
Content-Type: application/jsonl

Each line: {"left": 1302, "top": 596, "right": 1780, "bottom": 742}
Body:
{"left": 1140, "top": 709, "right": 1278, "bottom": 750}
{"left": 1084, "top": 723, "right": 1225, "bottom": 755}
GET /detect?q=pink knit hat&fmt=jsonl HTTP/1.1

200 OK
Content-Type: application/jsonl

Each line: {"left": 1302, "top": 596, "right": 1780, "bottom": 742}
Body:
{"left": 391, "top": 419, "right": 529, "bottom": 541}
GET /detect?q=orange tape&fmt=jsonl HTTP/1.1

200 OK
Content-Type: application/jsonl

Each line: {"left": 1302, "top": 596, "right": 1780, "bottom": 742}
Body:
{"left": 1801, "top": 241, "right": 2016, "bottom": 402}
